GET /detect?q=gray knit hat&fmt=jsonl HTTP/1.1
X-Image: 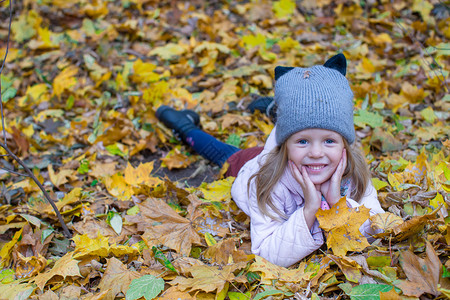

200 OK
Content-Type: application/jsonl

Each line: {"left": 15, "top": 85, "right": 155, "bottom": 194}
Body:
{"left": 274, "top": 54, "right": 355, "bottom": 145}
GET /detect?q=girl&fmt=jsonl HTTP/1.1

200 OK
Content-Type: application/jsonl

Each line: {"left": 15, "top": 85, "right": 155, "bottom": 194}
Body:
{"left": 156, "top": 54, "right": 384, "bottom": 267}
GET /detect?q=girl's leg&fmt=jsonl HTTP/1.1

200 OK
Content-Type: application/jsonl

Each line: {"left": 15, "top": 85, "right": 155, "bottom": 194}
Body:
{"left": 156, "top": 106, "right": 240, "bottom": 166}
{"left": 224, "top": 146, "right": 264, "bottom": 177}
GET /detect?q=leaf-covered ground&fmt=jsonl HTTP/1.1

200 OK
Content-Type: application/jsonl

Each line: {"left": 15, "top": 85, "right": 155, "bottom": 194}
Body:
{"left": 0, "top": 0, "right": 449, "bottom": 299}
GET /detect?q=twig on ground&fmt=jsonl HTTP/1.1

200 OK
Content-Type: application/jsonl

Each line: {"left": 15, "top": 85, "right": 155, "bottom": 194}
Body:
{"left": 0, "top": 0, "right": 72, "bottom": 238}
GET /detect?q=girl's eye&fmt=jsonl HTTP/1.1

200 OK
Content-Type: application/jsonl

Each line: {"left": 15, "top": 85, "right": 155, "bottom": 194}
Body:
{"left": 298, "top": 139, "right": 308, "bottom": 145}
{"left": 325, "top": 139, "right": 335, "bottom": 144}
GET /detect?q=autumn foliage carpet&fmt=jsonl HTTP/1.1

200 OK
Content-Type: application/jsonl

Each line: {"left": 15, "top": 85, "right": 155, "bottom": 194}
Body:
{"left": 0, "top": 0, "right": 449, "bottom": 299}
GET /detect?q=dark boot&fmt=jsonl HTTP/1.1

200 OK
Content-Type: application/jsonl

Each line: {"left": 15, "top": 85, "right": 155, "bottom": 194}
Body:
{"left": 156, "top": 105, "right": 200, "bottom": 141}
{"left": 247, "top": 96, "right": 277, "bottom": 122}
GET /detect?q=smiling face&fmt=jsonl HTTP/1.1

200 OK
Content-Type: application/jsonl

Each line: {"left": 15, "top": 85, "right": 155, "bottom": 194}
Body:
{"left": 286, "top": 128, "right": 345, "bottom": 185}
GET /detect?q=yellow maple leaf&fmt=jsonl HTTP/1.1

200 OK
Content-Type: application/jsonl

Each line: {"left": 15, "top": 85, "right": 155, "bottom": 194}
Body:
{"left": 33, "top": 252, "right": 81, "bottom": 291}
{"left": 103, "top": 173, "right": 134, "bottom": 201}
{"left": 316, "top": 197, "right": 370, "bottom": 257}
{"left": 130, "top": 59, "right": 160, "bottom": 84}
{"left": 273, "top": 0, "right": 296, "bottom": 19}
{"left": 52, "top": 65, "right": 79, "bottom": 99}
{"left": 43, "top": 187, "right": 82, "bottom": 215}
{"left": 124, "top": 161, "right": 163, "bottom": 187}
{"left": 248, "top": 255, "right": 311, "bottom": 285}
{"left": 198, "top": 177, "right": 235, "bottom": 202}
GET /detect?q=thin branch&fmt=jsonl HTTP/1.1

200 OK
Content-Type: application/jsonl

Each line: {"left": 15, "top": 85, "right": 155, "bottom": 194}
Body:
{"left": 0, "top": 142, "right": 71, "bottom": 237}
{"left": 0, "top": 0, "right": 71, "bottom": 238}
{"left": 0, "top": 0, "right": 12, "bottom": 145}
{"left": 0, "top": 165, "right": 28, "bottom": 177}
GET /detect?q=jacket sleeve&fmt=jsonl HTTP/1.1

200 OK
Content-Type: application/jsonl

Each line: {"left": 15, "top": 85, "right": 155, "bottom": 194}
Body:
{"left": 346, "top": 183, "right": 384, "bottom": 241}
{"left": 247, "top": 182, "right": 324, "bottom": 268}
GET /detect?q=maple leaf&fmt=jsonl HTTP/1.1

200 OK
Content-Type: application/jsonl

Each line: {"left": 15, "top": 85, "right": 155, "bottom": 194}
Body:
{"left": 33, "top": 252, "right": 81, "bottom": 290}
{"left": 370, "top": 212, "right": 403, "bottom": 237}
{"left": 316, "top": 197, "right": 370, "bottom": 257}
{"left": 248, "top": 255, "right": 311, "bottom": 285}
{"left": 124, "top": 161, "right": 163, "bottom": 187}
{"left": 140, "top": 197, "right": 203, "bottom": 256}
{"left": 97, "top": 257, "right": 140, "bottom": 300}
{"left": 396, "top": 241, "right": 447, "bottom": 297}
{"left": 169, "top": 262, "right": 247, "bottom": 294}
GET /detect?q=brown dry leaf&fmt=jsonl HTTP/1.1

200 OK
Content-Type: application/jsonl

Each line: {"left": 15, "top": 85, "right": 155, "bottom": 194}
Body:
{"left": 97, "top": 257, "right": 140, "bottom": 300}
{"left": 203, "top": 238, "right": 237, "bottom": 265}
{"left": 219, "top": 114, "right": 251, "bottom": 130}
{"left": 140, "top": 197, "right": 203, "bottom": 256}
{"left": 90, "top": 162, "right": 117, "bottom": 178}
{"left": 396, "top": 241, "right": 442, "bottom": 297}
{"left": 157, "top": 286, "right": 195, "bottom": 300}
{"left": 15, "top": 253, "right": 47, "bottom": 279}
{"left": 379, "top": 287, "right": 402, "bottom": 300}
{"left": 370, "top": 212, "right": 403, "bottom": 237}
{"left": 48, "top": 164, "right": 77, "bottom": 187}
{"left": 33, "top": 252, "right": 81, "bottom": 290}
{"left": 169, "top": 262, "right": 247, "bottom": 294}
{"left": 316, "top": 197, "right": 370, "bottom": 257}
{"left": 161, "top": 148, "right": 194, "bottom": 170}
{"left": 392, "top": 206, "right": 442, "bottom": 241}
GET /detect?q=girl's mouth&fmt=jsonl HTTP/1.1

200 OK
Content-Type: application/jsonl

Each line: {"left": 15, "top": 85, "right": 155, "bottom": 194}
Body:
{"left": 305, "top": 165, "right": 326, "bottom": 172}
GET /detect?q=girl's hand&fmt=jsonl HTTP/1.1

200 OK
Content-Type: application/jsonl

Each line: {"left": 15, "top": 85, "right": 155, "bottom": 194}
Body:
{"left": 289, "top": 161, "right": 321, "bottom": 229}
{"left": 320, "top": 149, "right": 347, "bottom": 207}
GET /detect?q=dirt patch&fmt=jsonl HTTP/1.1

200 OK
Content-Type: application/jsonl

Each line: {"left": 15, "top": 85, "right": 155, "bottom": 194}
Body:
{"left": 135, "top": 149, "right": 221, "bottom": 187}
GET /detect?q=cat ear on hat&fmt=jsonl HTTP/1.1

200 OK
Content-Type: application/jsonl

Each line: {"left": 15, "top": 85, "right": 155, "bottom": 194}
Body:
{"left": 274, "top": 66, "right": 294, "bottom": 80}
{"left": 323, "top": 53, "right": 347, "bottom": 76}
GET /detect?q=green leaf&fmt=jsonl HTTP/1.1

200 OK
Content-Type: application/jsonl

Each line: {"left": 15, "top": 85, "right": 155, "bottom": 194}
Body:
{"left": 0, "top": 269, "right": 15, "bottom": 284}
{"left": 226, "top": 133, "right": 241, "bottom": 147}
{"left": 371, "top": 178, "right": 389, "bottom": 191}
{"left": 348, "top": 284, "right": 394, "bottom": 300}
{"left": 354, "top": 110, "right": 384, "bottom": 128}
{"left": 443, "top": 265, "right": 450, "bottom": 278}
{"left": 253, "top": 289, "right": 293, "bottom": 300}
{"left": 420, "top": 106, "right": 437, "bottom": 124}
{"left": 246, "top": 271, "right": 260, "bottom": 284}
{"left": 77, "top": 159, "right": 90, "bottom": 175}
{"left": 228, "top": 291, "right": 252, "bottom": 300}
{"left": 106, "top": 212, "right": 123, "bottom": 235}
{"left": 19, "top": 214, "right": 42, "bottom": 228}
{"left": 127, "top": 205, "right": 139, "bottom": 216}
{"left": 152, "top": 246, "right": 177, "bottom": 273}
{"left": 125, "top": 275, "right": 164, "bottom": 300}
{"left": 105, "top": 143, "right": 127, "bottom": 158}
{"left": 41, "top": 228, "right": 54, "bottom": 244}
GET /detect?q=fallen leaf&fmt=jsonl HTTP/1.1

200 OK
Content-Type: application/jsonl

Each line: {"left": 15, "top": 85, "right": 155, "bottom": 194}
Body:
{"left": 316, "top": 197, "right": 370, "bottom": 256}
{"left": 140, "top": 197, "right": 203, "bottom": 256}
{"left": 97, "top": 257, "right": 140, "bottom": 300}
{"left": 33, "top": 252, "right": 81, "bottom": 290}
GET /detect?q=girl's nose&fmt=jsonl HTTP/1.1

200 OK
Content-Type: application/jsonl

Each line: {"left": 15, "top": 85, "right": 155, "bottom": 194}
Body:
{"left": 308, "top": 144, "right": 324, "bottom": 157}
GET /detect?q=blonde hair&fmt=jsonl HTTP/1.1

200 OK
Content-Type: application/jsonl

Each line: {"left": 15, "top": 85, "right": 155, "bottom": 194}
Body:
{"left": 249, "top": 139, "right": 370, "bottom": 220}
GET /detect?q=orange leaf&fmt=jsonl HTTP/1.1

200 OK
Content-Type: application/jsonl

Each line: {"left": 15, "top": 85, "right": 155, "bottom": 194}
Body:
{"left": 316, "top": 197, "right": 370, "bottom": 257}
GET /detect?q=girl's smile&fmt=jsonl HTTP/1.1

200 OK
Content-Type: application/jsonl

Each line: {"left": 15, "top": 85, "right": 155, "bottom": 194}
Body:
{"left": 286, "top": 128, "right": 345, "bottom": 185}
